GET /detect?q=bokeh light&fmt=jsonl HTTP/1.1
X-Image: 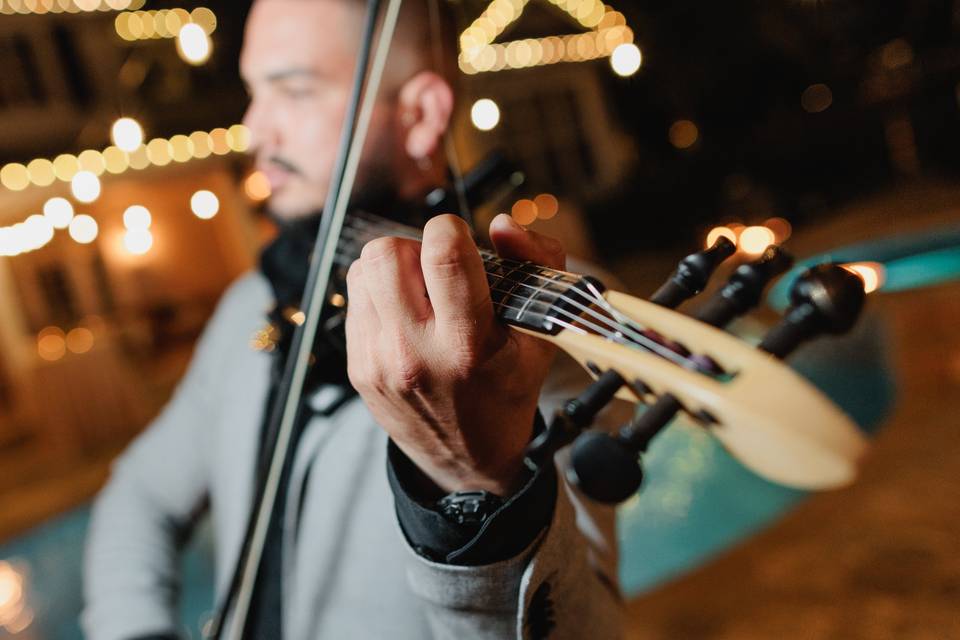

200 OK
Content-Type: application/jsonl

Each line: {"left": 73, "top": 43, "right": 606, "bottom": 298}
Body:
{"left": 511, "top": 199, "right": 538, "bottom": 226}
{"left": 244, "top": 171, "right": 271, "bottom": 202}
{"left": 669, "top": 120, "right": 699, "bottom": 149}
{"left": 111, "top": 117, "right": 144, "bottom": 152}
{"left": 533, "top": 193, "right": 559, "bottom": 220}
{"left": 801, "top": 83, "right": 833, "bottom": 113}
{"left": 69, "top": 214, "right": 99, "bottom": 244}
{"left": 739, "top": 225, "right": 776, "bottom": 255}
{"left": 71, "top": 171, "right": 101, "bottom": 203}
{"left": 66, "top": 327, "right": 95, "bottom": 354}
{"left": 610, "top": 43, "right": 642, "bottom": 76}
{"left": 843, "top": 261, "right": 886, "bottom": 294}
{"left": 190, "top": 190, "right": 219, "bottom": 219}
{"left": 706, "top": 226, "right": 738, "bottom": 248}
{"left": 471, "top": 98, "right": 501, "bottom": 131}
{"left": 122, "top": 205, "right": 151, "bottom": 230}
{"left": 177, "top": 23, "right": 212, "bottom": 65}
{"left": 43, "top": 197, "right": 74, "bottom": 229}
{"left": 123, "top": 228, "right": 154, "bottom": 255}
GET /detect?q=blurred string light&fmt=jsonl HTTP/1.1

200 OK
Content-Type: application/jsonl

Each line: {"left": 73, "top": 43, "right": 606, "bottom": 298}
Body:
{"left": 71, "top": 171, "right": 102, "bottom": 203}
{"left": 470, "top": 99, "right": 500, "bottom": 131}
{"left": 610, "top": 42, "right": 641, "bottom": 76}
{"left": 176, "top": 23, "right": 213, "bottom": 65}
{"left": 669, "top": 120, "right": 699, "bottom": 149}
{"left": 842, "top": 261, "right": 886, "bottom": 294}
{"left": 191, "top": 190, "right": 220, "bottom": 219}
{"left": 244, "top": 170, "right": 272, "bottom": 202}
{"left": 68, "top": 215, "right": 99, "bottom": 244}
{"left": 704, "top": 219, "right": 790, "bottom": 253}
{"left": 115, "top": 7, "right": 216, "bottom": 41}
{"left": 738, "top": 226, "right": 776, "bottom": 256}
{"left": 459, "top": 3, "right": 638, "bottom": 74}
{"left": 111, "top": 117, "right": 144, "bottom": 152}
{"left": 801, "top": 83, "right": 833, "bottom": 113}
{"left": 123, "top": 205, "right": 151, "bottom": 230}
{"left": 1, "top": 124, "right": 250, "bottom": 192}
{"left": 705, "top": 226, "right": 737, "bottom": 248}
{"left": 0, "top": 0, "right": 144, "bottom": 15}
{"left": 122, "top": 204, "right": 153, "bottom": 255}
{"left": 43, "top": 197, "right": 74, "bottom": 229}
{"left": 510, "top": 193, "right": 561, "bottom": 225}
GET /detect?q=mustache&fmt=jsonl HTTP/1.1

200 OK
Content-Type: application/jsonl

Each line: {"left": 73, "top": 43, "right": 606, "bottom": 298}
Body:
{"left": 266, "top": 155, "right": 302, "bottom": 176}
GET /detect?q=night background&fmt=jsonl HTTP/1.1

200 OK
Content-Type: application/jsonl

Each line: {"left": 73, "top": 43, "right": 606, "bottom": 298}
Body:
{"left": 0, "top": 0, "right": 958, "bottom": 637}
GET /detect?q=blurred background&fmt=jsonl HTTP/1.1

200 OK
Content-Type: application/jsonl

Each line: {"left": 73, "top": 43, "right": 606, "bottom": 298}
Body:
{"left": 0, "top": 0, "right": 958, "bottom": 638}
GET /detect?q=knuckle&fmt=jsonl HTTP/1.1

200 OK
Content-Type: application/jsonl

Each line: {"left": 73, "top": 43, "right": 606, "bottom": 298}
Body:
{"left": 387, "top": 337, "right": 429, "bottom": 393}
{"left": 361, "top": 236, "right": 403, "bottom": 265}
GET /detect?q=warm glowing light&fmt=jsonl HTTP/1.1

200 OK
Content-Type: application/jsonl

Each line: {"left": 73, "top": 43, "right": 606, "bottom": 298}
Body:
{"left": 24, "top": 214, "right": 54, "bottom": 249}
{"left": 764, "top": 217, "right": 792, "bottom": 242}
{"left": 739, "top": 226, "right": 776, "bottom": 255}
{"left": 146, "top": 138, "right": 172, "bottom": 166}
{"left": 244, "top": 171, "right": 271, "bottom": 201}
{"left": 0, "top": 163, "right": 30, "bottom": 191}
{"left": 511, "top": 199, "right": 538, "bottom": 225}
{"left": 37, "top": 330, "right": 66, "bottom": 361}
{"left": 191, "top": 190, "right": 219, "bottom": 219}
{"left": 169, "top": 134, "right": 194, "bottom": 162}
{"left": 669, "top": 120, "right": 699, "bottom": 149}
{"left": 227, "top": 124, "right": 251, "bottom": 152}
{"left": 610, "top": 43, "right": 641, "bottom": 76}
{"left": 705, "top": 226, "right": 737, "bottom": 248}
{"left": 123, "top": 205, "right": 151, "bottom": 230}
{"left": 103, "top": 146, "right": 130, "bottom": 174}
{"left": 290, "top": 310, "right": 306, "bottom": 326}
{"left": 471, "top": 98, "right": 501, "bottom": 131}
{"left": 66, "top": 327, "right": 95, "bottom": 354}
{"left": 43, "top": 197, "right": 74, "bottom": 229}
{"left": 111, "top": 117, "right": 144, "bottom": 151}
{"left": 801, "top": 83, "right": 833, "bottom": 113}
{"left": 191, "top": 7, "right": 217, "bottom": 34}
{"left": 69, "top": 214, "right": 99, "bottom": 244}
{"left": 53, "top": 154, "right": 80, "bottom": 181}
{"left": 78, "top": 149, "right": 106, "bottom": 176}
{"left": 71, "top": 171, "right": 101, "bottom": 203}
{"left": 123, "top": 228, "right": 153, "bottom": 254}
{"left": 27, "top": 158, "right": 55, "bottom": 186}
{"left": 843, "top": 261, "right": 886, "bottom": 294}
{"left": 533, "top": 193, "right": 559, "bottom": 220}
{"left": 177, "top": 23, "right": 212, "bottom": 65}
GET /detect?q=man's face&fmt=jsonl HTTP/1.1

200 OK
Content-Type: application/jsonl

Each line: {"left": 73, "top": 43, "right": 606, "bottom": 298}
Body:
{"left": 241, "top": 0, "right": 390, "bottom": 220}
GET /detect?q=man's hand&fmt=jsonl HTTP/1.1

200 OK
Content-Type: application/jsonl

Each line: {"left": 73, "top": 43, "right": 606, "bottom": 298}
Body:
{"left": 345, "top": 213, "right": 565, "bottom": 496}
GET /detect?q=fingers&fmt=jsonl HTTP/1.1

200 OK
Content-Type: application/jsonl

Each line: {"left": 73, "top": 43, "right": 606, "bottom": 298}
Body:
{"left": 488, "top": 214, "right": 565, "bottom": 271}
{"left": 359, "top": 236, "right": 433, "bottom": 332}
{"left": 344, "top": 260, "right": 381, "bottom": 383}
{"left": 420, "top": 215, "right": 494, "bottom": 341}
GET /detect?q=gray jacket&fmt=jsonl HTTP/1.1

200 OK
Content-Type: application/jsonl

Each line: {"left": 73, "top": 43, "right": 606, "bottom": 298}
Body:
{"left": 82, "top": 271, "right": 626, "bottom": 640}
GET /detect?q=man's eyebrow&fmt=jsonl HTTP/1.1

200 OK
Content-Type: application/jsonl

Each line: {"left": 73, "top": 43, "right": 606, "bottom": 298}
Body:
{"left": 264, "top": 68, "right": 322, "bottom": 83}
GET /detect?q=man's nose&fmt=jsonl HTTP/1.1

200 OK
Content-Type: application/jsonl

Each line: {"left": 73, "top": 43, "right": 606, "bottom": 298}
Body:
{"left": 242, "top": 98, "right": 276, "bottom": 154}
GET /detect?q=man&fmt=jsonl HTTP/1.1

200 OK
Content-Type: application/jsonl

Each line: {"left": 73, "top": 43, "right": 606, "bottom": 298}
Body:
{"left": 83, "top": 0, "right": 626, "bottom": 638}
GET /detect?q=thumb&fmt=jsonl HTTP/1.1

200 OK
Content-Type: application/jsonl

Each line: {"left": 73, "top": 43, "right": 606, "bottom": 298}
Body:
{"left": 488, "top": 213, "right": 566, "bottom": 271}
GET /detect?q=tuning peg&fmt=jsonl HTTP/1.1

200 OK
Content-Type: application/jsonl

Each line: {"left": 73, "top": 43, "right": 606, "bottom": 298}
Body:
{"left": 649, "top": 236, "right": 737, "bottom": 309}
{"left": 695, "top": 245, "right": 794, "bottom": 327}
{"left": 568, "top": 395, "right": 683, "bottom": 503}
{"left": 525, "top": 369, "right": 626, "bottom": 468}
{"left": 758, "top": 263, "right": 866, "bottom": 359}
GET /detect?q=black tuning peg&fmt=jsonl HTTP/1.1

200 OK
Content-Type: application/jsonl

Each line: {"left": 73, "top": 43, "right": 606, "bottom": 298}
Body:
{"left": 649, "top": 236, "right": 737, "bottom": 309}
{"left": 568, "top": 395, "right": 682, "bottom": 503}
{"left": 525, "top": 369, "right": 626, "bottom": 468}
{"left": 695, "top": 245, "right": 794, "bottom": 327}
{"left": 758, "top": 263, "right": 866, "bottom": 359}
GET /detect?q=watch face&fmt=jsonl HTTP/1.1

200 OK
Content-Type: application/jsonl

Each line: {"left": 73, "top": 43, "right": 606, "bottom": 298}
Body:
{"left": 438, "top": 491, "right": 503, "bottom": 526}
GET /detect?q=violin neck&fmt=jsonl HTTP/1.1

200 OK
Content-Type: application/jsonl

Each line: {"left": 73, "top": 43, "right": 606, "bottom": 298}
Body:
{"left": 339, "top": 211, "right": 605, "bottom": 335}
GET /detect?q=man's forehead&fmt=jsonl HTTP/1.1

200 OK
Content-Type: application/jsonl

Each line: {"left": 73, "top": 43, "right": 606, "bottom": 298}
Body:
{"left": 241, "top": 0, "right": 362, "bottom": 80}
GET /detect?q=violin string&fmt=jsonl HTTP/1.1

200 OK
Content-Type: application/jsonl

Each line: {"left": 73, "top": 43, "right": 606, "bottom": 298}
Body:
{"left": 336, "top": 214, "right": 702, "bottom": 369}
{"left": 331, "top": 248, "right": 701, "bottom": 370}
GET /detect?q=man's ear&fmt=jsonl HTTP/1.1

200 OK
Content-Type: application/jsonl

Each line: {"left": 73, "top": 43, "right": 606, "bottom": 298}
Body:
{"left": 398, "top": 71, "right": 454, "bottom": 160}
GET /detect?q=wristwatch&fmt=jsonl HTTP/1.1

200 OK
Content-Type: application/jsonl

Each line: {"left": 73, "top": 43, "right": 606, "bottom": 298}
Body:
{"left": 436, "top": 490, "right": 504, "bottom": 526}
